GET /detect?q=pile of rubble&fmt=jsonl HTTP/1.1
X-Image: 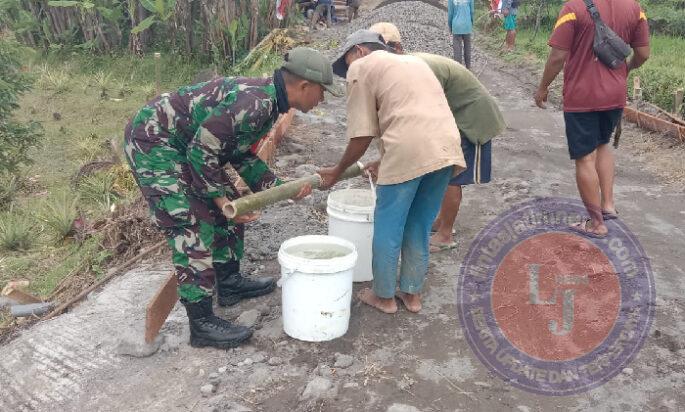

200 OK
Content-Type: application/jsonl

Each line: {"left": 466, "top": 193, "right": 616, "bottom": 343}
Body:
{"left": 330, "top": 0, "right": 456, "bottom": 58}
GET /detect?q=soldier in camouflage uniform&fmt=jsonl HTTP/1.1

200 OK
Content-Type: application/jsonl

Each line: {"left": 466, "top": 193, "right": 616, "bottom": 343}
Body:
{"left": 124, "top": 47, "right": 340, "bottom": 349}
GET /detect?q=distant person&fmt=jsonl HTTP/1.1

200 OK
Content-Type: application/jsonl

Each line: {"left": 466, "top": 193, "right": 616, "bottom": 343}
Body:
{"left": 347, "top": 0, "right": 361, "bottom": 21}
{"left": 534, "top": 0, "right": 650, "bottom": 237}
{"left": 297, "top": 0, "right": 317, "bottom": 19}
{"left": 490, "top": 0, "right": 500, "bottom": 13}
{"left": 501, "top": 0, "right": 519, "bottom": 51}
{"left": 124, "top": 48, "right": 339, "bottom": 349}
{"left": 370, "top": 22, "right": 506, "bottom": 252}
{"left": 447, "top": 0, "right": 475, "bottom": 69}
{"left": 310, "top": 0, "right": 333, "bottom": 28}
{"left": 319, "top": 30, "right": 465, "bottom": 314}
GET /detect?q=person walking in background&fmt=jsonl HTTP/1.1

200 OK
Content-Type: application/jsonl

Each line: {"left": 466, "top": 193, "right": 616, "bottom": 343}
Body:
{"left": 448, "top": 0, "right": 475, "bottom": 69}
{"left": 534, "top": 0, "right": 650, "bottom": 237}
{"left": 501, "top": 0, "right": 519, "bottom": 51}
{"left": 310, "top": 0, "right": 333, "bottom": 28}
{"left": 347, "top": 0, "right": 361, "bottom": 21}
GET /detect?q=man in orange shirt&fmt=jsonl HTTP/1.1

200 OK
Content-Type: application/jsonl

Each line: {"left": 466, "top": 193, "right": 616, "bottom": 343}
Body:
{"left": 535, "top": 0, "right": 650, "bottom": 237}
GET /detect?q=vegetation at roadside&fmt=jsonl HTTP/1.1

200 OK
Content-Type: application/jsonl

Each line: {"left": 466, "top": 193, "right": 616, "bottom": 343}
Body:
{"left": 477, "top": 0, "right": 685, "bottom": 117}
{"left": 0, "top": 0, "right": 301, "bottom": 72}
{"left": 0, "top": 38, "right": 43, "bottom": 189}
{"left": 0, "top": 1, "right": 296, "bottom": 309}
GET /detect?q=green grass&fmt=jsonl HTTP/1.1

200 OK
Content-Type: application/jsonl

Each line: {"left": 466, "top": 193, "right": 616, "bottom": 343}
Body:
{"left": 0, "top": 235, "right": 110, "bottom": 297}
{"left": 630, "top": 36, "right": 685, "bottom": 114}
{"left": 0, "top": 47, "right": 285, "bottom": 299}
{"left": 0, "top": 210, "right": 34, "bottom": 252}
{"left": 0, "top": 52, "right": 205, "bottom": 298}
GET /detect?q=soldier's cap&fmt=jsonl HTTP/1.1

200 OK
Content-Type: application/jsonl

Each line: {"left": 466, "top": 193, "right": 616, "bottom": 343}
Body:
{"left": 369, "top": 22, "right": 402, "bottom": 44}
{"left": 281, "top": 47, "right": 342, "bottom": 97}
{"left": 332, "top": 29, "right": 387, "bottom": 78}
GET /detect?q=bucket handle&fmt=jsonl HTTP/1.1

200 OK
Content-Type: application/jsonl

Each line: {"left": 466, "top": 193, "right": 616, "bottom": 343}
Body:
{"left": 356, "top": 161, "right": 376, "bottom": 201}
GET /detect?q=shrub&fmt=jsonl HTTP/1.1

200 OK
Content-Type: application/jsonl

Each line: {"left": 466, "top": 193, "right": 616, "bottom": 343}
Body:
{"left": 0, "top": 37, "right": 43, "bottom": 176}
{"left": 38, "top": 190, "right": 79, "bottom": 241}
{"left": 0, "top": 209, "right": 34, "bottom": 251}
{"left": 0, "top": 173, "right": 19, "bottom": 207}
{"left": 77, "top": 170, "right": 120, "bottom": 211}
{"left": 38, "top": 64, "right": 71, "bottom": 93}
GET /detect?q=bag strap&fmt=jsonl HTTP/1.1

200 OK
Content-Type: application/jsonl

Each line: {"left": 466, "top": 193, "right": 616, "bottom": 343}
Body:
{"left": 583, "top": 0, "right": 602, "bottom": 23}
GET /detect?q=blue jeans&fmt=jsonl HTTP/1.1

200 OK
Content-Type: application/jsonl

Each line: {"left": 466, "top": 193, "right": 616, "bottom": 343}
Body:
{"left": 372, "top": 167, "right": 453, "bottom": 298}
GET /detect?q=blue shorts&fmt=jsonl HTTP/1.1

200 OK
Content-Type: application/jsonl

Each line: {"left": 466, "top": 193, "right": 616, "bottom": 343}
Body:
{"left": 503, "top": 8, "right": 517, "bottom": 30}
{"left": 450, "top": 134, "right": 492, "bottom": 186}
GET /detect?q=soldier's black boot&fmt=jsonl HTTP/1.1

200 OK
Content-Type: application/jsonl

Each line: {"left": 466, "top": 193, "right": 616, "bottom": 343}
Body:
{"left": 183, "top": 296, "right": 252, "bottom": 349}
{"left": 215, "top": 261, "right": 276, "bottom": 307}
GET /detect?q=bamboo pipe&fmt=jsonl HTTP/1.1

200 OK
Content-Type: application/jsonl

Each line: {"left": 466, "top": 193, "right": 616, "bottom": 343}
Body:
{"left": 224, "top": 163, "right": 364, "bottom": 218}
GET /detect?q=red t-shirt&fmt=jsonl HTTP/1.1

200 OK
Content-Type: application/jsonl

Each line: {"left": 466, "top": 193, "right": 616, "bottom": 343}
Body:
{"left": 548, "top": 0, "right": 650, "bottom": 112}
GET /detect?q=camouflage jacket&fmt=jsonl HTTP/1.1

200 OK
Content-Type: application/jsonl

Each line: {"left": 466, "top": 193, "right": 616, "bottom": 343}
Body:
{"left": 128, "top": 76, "right": 284, "bottom": 199}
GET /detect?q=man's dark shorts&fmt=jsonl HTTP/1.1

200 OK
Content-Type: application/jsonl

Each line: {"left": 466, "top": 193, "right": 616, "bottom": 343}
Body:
{"left": 564, "top": 109, "right": 623, "bottom": 160}
{"left": 450, "top": 132, "right": 492, "bottom": 186}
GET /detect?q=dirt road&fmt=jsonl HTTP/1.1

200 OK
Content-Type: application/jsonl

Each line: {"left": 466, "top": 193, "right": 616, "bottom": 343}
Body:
{"left": 1, "top": 4, "right": 683, "bottom": 411}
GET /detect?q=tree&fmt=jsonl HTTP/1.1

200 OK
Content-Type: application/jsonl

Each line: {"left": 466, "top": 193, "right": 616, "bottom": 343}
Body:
{"left": 0, "top": 37, "right": 43, "bottom": 176}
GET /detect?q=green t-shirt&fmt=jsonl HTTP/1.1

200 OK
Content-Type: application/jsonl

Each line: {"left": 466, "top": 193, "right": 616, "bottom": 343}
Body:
{"left": 413, "top": 52, "right": 506, "bottom": 145}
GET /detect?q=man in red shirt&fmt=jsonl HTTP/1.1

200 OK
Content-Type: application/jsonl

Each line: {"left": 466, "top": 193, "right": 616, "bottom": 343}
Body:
{"left": 534, "top": 0, "right": 650, "bottom": 237}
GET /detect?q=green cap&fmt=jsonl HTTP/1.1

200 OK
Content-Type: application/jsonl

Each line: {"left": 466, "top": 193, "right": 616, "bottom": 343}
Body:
{"left": 281, "top": 47, "right": 342, "bottom": 97}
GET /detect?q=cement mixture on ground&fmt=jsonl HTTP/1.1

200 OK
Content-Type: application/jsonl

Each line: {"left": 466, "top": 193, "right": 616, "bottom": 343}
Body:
{"left": 1, "top": 2, "right": 684, "bottom": 411}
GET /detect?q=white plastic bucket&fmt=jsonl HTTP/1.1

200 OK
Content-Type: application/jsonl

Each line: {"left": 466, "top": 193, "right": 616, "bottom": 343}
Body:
{"left": 327, "top": 189, "right": 375, "bottom": 282}
{"left": 278, "top": 235, "right": 358, "bottom": 342}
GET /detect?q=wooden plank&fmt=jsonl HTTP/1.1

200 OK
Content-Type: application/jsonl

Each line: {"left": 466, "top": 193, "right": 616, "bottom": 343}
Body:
{"left": 642, "top": 101, "right": 685, "bottom": 127}
{"left": 1, "top": 280, "right": 30, "bottom": 296}
{"left": 2, "top": 288, "right": 41, "bottom": 305}
{"left": 145, "top": 272, "right": 178, "bottom": 343}
{"left": 624, "top": 106, "right": 685, "bottom": 141}
{"left": 632, "top": 76, "right": 641, "bottom": 101}
{"left": 674, "top": 89, "right": 684, "bottom": 118}
{"left": 256, "top": 109, "right": 295, "bottom": 166}
{"left": 154, "top": 52, "right": 161, "bottom": 95}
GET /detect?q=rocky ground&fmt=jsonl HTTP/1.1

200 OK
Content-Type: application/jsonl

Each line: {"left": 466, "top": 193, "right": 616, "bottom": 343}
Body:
{"left": 1, "top": 2, "right": 684, "bottom": 411}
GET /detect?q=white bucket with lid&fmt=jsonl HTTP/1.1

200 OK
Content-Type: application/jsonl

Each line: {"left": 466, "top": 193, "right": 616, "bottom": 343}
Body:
{"left": 327, "top": 189, "right": 375, "bottom": 282}
{"left": 278, "top": 235, "right": 357, "bottom": 342}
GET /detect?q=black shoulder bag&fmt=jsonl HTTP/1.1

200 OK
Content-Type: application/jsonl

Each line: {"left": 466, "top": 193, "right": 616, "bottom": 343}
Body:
{"left": 583, "top": 0, "right": 632, "bottom": 69}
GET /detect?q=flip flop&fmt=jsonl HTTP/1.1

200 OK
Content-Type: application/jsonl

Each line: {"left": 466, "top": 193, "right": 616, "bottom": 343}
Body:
{"left": 569, "top": 219, "right": 608, "bottom": 239}
{"left": 602, "top": 209, "right": 619, "bottom": 220}
{"left": 429, "top": 241, "right": 458, "bottom": 253}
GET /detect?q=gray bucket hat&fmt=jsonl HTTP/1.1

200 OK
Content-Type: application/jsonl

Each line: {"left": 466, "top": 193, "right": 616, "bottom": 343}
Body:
{"left": 332, "top": 29, "right": 387, "bottom": 78}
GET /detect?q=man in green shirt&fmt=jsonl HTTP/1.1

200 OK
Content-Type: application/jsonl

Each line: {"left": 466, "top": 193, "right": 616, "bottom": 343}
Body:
{"left": 369, "top": 23, "right": 506, "bottom": 251}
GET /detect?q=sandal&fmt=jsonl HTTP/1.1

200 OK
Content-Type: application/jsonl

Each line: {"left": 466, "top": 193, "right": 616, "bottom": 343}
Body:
{"left": 569, "top": 219, "right": 608, "bottom": 239}
{"left": 602, "top": 209, "right": 619, "bottom": 220}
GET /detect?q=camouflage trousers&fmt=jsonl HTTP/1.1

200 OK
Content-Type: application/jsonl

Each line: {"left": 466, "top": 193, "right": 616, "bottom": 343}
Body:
{"left": 164, "top": 211, "right": 244, "bottom": 302}
{"left": 124, "top": 128, "right": 243, "bottom": 303}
